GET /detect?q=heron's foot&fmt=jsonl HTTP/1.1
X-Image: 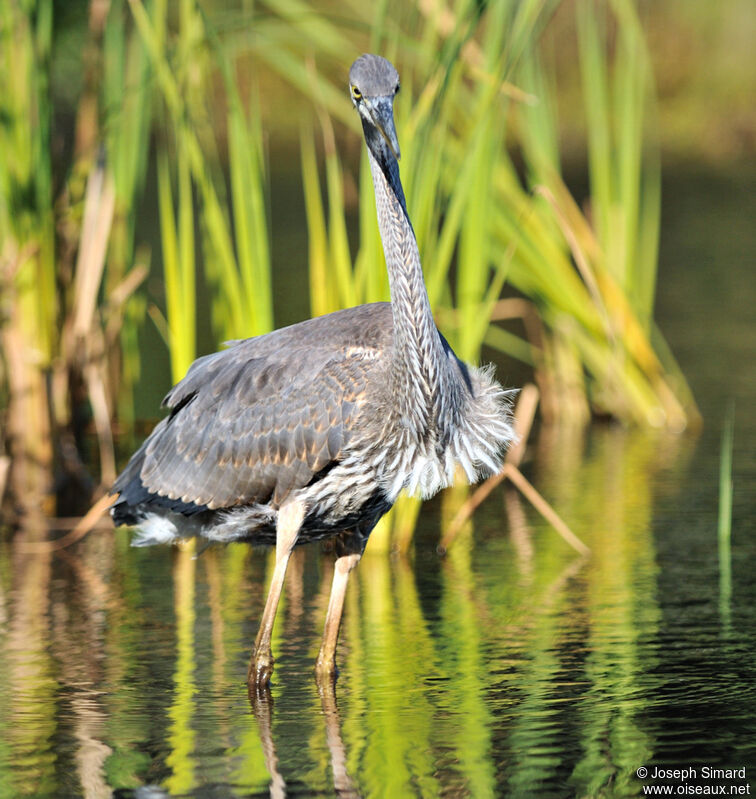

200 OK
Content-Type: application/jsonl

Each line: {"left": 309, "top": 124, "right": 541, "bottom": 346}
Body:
{"left": 247, "top": 648, "right": 275, "bottom": 689}
{"left": 314, "top": 651, "right": 339, "bottom": 684}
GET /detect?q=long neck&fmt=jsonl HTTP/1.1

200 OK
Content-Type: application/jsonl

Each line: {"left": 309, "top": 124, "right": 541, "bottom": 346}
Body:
{"left": 367, "top": 144, "right": 447, "bottom": 421}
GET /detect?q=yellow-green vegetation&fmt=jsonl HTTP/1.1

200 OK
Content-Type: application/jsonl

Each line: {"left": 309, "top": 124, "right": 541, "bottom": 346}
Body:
{"left": 130, "top": 0, "right": 274, "bottom": 369}
{"left": 0, "top": 0, "right": 699, "bottom": 524}
{"left": 0, "top": 1, "right": 56, "bottom": 514}
{"left": 718, "top": 402, "right": 734, "bottom": 626}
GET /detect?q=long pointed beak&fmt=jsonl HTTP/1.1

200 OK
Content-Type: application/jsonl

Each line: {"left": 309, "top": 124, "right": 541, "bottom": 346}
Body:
{"left": 366, "top": 96, "right": 401, "bottom": 161}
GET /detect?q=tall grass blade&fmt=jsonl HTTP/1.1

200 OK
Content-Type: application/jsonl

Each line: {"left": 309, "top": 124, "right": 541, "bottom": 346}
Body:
{"left": 718, "top": 402, "right": 734, "bottom": 627}
{"left": 157, "top": 145, "right": 196, "bottom": 382}
{"left": 206, "top": 15, "right": 274, "bottom": 337}
{"left": 130, "top": 0, "right": 275, "bottom": 347}
{"left": 300, "top": 119, "right": 335, "bottom": 318}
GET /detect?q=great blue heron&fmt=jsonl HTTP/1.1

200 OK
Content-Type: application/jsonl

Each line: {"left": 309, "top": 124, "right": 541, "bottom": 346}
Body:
{"left": 111, "top": 54, "right": 515, "bottom": 688}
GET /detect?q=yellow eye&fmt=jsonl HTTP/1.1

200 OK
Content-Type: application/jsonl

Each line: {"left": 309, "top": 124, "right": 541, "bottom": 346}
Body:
{"left": 351, "top": 85, "right": 362, "bottom": 101}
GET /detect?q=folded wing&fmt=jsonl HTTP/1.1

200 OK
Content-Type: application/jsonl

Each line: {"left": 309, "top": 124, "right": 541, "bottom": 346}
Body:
{"left": 113, "top": 304, "right": 392, "bottom": 511}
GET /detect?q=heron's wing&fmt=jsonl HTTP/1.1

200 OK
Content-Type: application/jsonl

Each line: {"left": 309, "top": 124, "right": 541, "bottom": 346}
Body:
{"left": 116, "top": 304, "right": 392, "bottom": 510}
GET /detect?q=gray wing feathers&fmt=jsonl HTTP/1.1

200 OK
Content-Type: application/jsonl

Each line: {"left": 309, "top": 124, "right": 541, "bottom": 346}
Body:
{"left": 137, "top": 304, "right": 392, "bottom": 510}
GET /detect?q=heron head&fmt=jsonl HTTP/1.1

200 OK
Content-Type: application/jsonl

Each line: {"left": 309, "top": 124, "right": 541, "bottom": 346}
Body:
{"left": 349, "top": 54, "right": 401, "bottom": 162}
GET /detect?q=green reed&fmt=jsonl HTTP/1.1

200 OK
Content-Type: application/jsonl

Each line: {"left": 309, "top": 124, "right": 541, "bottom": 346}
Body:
{"left": 0, "top": 1, "right": 57, "bottom": 510}
{"left": 157, "top": 144, "right": 196, "bottom": 382}
{"left": 103, "top": 0, "right": 156, "bottom": 423}
{"left": 1, "top": 0, "right": 698, "bottom": 520}
{"left": 718, "top": 403, "right": 734, "bottom": 544}
{"left": 718, "top": 402, "right": 734, "bottom": 626}
{"left": 129, "top": 0, "right": 273, "bottom": 356}
{"left": 0, "top": 0, "right": 56, "bottom": 360}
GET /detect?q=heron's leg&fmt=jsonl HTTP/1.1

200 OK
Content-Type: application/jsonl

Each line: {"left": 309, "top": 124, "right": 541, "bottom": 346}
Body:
{"left": 315, "top": 551, "right": 361, "bottom": 679}
{"left": 248, "top": 500, "right": 305, "bottom": 688}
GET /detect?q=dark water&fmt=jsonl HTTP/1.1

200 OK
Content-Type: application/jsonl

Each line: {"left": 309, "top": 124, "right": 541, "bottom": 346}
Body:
{"left": 1, "top": 166, "right": 754, "bottom": 798}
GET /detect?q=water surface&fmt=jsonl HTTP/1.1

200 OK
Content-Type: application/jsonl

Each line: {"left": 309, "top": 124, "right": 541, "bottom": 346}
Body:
{"left": 0, "top": 167, "right": 754, "bottom": 797}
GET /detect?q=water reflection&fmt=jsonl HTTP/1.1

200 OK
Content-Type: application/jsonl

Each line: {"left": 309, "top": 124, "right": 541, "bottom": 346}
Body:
{"left": 2, "top": 531, "right": 56, "bottom": 798}
{"left": 0, "top": 421, "right": 753, "bottom": 797}
{"left": 249, "top": 688, "right": 287, "bottom": 799}
{"left": 250, "top": 681, "right": 358, "bottom": 798}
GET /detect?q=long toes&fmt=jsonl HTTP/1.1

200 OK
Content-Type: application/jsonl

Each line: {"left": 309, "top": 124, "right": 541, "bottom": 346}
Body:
{"left": 315, "top": 656, "right": 339, "bottom": 683}
{"left": 248, "top": 653, "right": 274, "bottom": 688}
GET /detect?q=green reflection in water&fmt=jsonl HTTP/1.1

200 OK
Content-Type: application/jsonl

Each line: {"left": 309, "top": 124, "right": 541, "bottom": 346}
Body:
{"left": 165, "top": 545, "right": 197, "bottom": 795}
{"left": 345, "top": 554, "right": 442, "bottom": 797}
{"left": 0, "top": 424, "right": 695, "bottom": 797}
{"left": 541, "top": 428, "right": 666, "bottom": 797}
{"left": 0, "top": 546, "right": 57, "bottom": 797}
{"left": 202, "top": 545, "right": 269, "bottom": 794}
{"left": 104, "top": 528, "right": 170, "bottom": 790}
{"left": 439, "top": 533, "right": 497, "bottom": 798}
